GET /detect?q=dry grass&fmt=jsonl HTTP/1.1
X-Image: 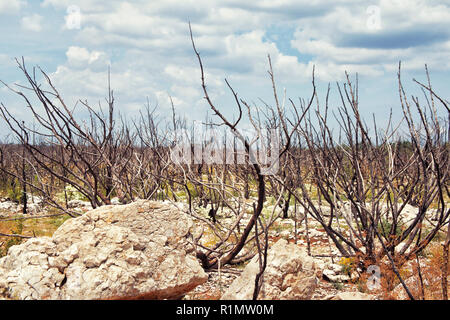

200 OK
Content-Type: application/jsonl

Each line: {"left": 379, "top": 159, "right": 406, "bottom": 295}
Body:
{"left": 366, "top": 243, "right": 450, "bottom": 300}
{"left": 0, "top": 212, "right": 71, "bottom": 257}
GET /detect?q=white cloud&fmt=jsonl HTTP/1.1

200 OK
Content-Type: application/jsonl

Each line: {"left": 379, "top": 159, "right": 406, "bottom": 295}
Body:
{"left": 0, "top": 0, "right": 25, "bottom": 14}
{"left": 164, "top": 65, "right": 199, "bottom": 85}
{"left": 286, "top": 0, "right": 450, "bottom": 79}
{"left": 66, "top": 46, "right": 109, "bottom": 71}
{"left": 41, "top": 0, "right": 108, "bottom": 12}
{"left": 0, "top": 53, "right": 12, "bottom": 66}
{"left": 21, "top": 14, "right": 43, "bottom": 32}
{"left": 38, "top": 0, "right": 450, "bottom": 82}
{"left": 2, "top": 0, "right": 449, "bottom": 126}
{"left": 47, "top": 48, "right": 161, "bottom": 118}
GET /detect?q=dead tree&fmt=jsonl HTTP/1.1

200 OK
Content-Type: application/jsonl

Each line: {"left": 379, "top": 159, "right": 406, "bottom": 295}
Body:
{"left": 0, "top": 58, "right": 134, "bottom": 209}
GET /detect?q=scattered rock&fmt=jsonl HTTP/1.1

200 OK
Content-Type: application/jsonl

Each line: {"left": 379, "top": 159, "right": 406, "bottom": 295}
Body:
{"left": 350, "top": 271, "right": 360, "bottom": 282}
{"left": 316, "top": 205, "right": 332, "bottom": 217}
{"left": 314, "top": 259, "right": 326, "bottom": 271}
{"left": 392, "top": 276, "right": 428, "bottom": 300}
{"left": 0, "top": 200, "right": 207, "bottom": 300}
{"left": 279, "top": 230, "right": 292, "bottom": 239}
{"left": 0, "top": 199, "right": 45, "bottom": 216}
{"left": 399, "top": 204, "right": 419, "bottom": 224}
{"left": 332, "top": 291, "right": 377, "bottom": 300}
{"left": 184, "top": 270, "right": 241, "bottom": 300}
{"left": 322, "top": 269, "right": 350, "bottom": 283}
{"left": 67, "top": 199, "right": 92, "bottom": 209}
{"left": 328, "top": 263, "right": 342, "bottom": 273}
{"left": 110, "top": 197, "right": 121, "bottom": 205}
{"left": 221, "top": 239, "right": 318, "bottom": 300}
{"left": 0, "top": 201, "right": 18, "bottom": 216}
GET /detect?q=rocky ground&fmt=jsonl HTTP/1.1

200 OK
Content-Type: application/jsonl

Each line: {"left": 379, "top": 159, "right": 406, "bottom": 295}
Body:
{"left": 183, "top": 198, "right": 447, "bottom": 300}
{"left": 0, "top": 197, "right": 448, "bottom": 300}
{"left": 0, "top": 197, "right": 46, "bottom": 217}
{"left": 184, "top": 248, "right": 380, "bottom": 301}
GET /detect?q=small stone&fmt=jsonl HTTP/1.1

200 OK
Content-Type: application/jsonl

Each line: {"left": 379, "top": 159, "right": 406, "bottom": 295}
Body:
{"left": 332, "top": 291, "right": 376, "bottom": 300}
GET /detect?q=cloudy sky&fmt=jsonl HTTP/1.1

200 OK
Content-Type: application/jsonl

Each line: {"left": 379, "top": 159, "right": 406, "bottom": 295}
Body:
{"left": 0, "top": 0, "right": 449, "bottom": 135}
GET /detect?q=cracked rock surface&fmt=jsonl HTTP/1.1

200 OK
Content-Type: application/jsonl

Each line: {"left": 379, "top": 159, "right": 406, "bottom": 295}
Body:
{"left": 0, "top": 200, "right": 207, "bottom": 300}
{"left": 221, "top": 238, "right": 318, "bottom": 300}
